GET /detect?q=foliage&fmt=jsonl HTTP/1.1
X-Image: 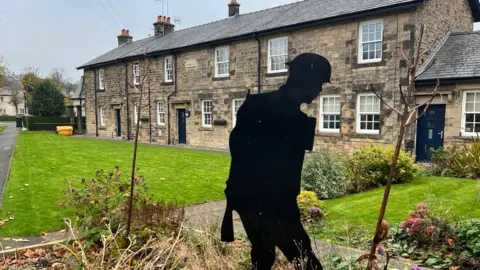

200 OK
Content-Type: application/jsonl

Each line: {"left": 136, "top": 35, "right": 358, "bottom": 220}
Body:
{"left": 428, "top": 147, "right": 457, "bottom": 177}
{"left": 29, "top": 79, "right": 65, "bottom": 117}
{"left": 296, "top": 191, "right": 324, "bottom": 221}
{"left": 61, "top": 167, "right": 151, "bottom": 246}
{"left": 0, "top": 56, "right": 6, "bottom": 87}
{"left": 429, "top": 139, "right": 480, "bottom": 179}
{"left": 321, "top": 254, "right": 366, "bottom": 270}
{"left": 20, "top": 68, "right": 41, "bottom": 94}
{"left": 0, "top": 115, "right": 16, "bottom": 121}
{"left": 8, "top": 86, "right": 24, "bottom": 115}
{"left": 346, "top": 145, "right": 418, "bottom": 193}
{"left": 301, "top": 152, "right": 347, "bottom": 199}
{"left": 23, "top": 115, "right": 72, "bottom": 131}
{"left": 387, "top": 203, "right": 480, "bottom": 269}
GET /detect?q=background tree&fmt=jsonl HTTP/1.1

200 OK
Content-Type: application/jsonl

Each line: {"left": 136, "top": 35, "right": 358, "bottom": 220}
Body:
{"left": 9, "top": 85, "right": 24, "bottom": 115}
{"left": 20, "top": 67, "right": 41, "bottom": 95}
{"left": 29, "top": 79, "right": 66, "bottom": 117}
{"left": 0, "top": 56, "right": 7, "bottom": 87}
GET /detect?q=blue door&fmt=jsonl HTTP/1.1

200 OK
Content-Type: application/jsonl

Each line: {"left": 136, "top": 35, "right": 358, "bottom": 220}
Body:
{"left": 116, "top": 109, "right": 122, "bottom": 137}
{"left": 415, "top": 104, "right": 446, "bottom": 162}
{"left": 177, "top": 109, "right": 187, "bottom": 144}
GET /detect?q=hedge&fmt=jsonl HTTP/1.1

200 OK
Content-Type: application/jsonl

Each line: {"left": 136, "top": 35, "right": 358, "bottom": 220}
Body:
{"left": 0, "top": 116, "right": 16, "bottom": 121}
{"left": 23, "top": 116, "right": 86, "bottom": 131}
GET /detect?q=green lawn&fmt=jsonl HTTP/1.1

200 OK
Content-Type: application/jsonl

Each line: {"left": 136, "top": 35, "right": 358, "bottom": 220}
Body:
{"left": 323, "top": 177, "right": 480, "bottom": 235}
{"left": 0, "top": 132, "right": 230, "bottom": 236}
{"left": 0, "top": 126, "right": 7, "bottom": 133}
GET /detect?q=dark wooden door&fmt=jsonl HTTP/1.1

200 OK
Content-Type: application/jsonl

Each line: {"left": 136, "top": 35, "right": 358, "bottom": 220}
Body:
{"left": 177, "top": 109, "right": 186, "bottom": 144}
{"left": 416, "top": 105, "right": 446, "bottom": 162}
{"left": 116, "top": 109, "right": 122, "bottom": 137}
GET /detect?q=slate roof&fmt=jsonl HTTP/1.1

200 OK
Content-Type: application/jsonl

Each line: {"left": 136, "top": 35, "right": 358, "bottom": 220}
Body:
{"left": 416, "top": 32, "right": 480, "bottom": 82}
{"left": 78, "top": 0, "right": 425, "bottom": 69}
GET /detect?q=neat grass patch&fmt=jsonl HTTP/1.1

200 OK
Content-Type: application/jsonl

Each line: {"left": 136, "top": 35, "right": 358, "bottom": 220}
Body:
{"left": 0, "top": 125, "right": 7, "bottom": 133}
{"left": 323, "top": 177, "right": 480, "bottom": 235}
{"left": 0, "top": 132, "right": 230, "bottom": 236}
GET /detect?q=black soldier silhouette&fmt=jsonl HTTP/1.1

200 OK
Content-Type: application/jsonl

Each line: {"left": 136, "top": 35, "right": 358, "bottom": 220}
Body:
{"left": 221, "top": 53, "right": 332, "bottom": 270}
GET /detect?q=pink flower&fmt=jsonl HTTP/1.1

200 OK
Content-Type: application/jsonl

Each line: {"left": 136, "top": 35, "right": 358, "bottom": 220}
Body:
{"left": 409, "top": 210, "right": 420, "bottom": 218}
{"left": 426, "top": 226, "right": 439, "bottom": 234}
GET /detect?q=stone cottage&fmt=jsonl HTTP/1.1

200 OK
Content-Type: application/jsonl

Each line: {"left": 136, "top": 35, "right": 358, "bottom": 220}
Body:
{"left": 77, "top": 0, "right": 480, "bottom": 158}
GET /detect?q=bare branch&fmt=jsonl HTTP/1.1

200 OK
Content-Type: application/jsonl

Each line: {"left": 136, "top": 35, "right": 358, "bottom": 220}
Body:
{"left": 412, "top": 24, "right": 425, "bottom": 76}
{"left": 398, "top": 84, "right": 408, "bottom": 105}
{"left": 407, "top": 79, "right": 440, "bottom": 125}
{"left": 370, "top": 84, "right": 403, "bottom": 115}
{"left": 400, "top": 47, "right": 412, "bottom": 67}
{"left": 419, "top": 41, "right": 437, "bottom": 59}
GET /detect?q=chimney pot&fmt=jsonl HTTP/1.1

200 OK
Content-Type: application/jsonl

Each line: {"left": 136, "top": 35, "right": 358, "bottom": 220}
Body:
{"left": 121, "top": 29, "right": 126, "bottom": 36}
{"left": 118, "top": 29, "right": 133, "bottom": 46}
{"left": 126, "top": 30, "right": 130, "bottom": 36}
{"left": 157, "top": 15, "right": 163, "bottom": 22}
{"left": 167, "top": 17, "right": 171, "bottom": 24}
{"left": 228, "top": 0, "right": 240, "bottom": 17}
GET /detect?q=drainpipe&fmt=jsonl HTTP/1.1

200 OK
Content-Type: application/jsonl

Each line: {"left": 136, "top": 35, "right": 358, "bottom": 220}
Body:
{"left": 93, "top": 69, "right": 99, "bottom": 137}
{"left": 148, "top": 83, "right": 152, "bottom": 143}
{"left": 125, "top": 63, "right": 132, "bottom": 140}
{"left": 254, "top": 33, "right": 262, "bottom": 94}
{"left": 167, "top": 52, "right": 177, "bottom": 145}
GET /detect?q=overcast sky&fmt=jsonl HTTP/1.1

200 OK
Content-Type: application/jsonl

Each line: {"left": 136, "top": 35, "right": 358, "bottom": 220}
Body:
{"left": 0, "top": 0, "right": 478, "bottom": 81}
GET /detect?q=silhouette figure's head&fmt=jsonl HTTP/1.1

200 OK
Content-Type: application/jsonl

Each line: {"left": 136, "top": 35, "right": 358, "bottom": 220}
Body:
{"left": 284, "top": 53, "right": 332, "bottom": 104}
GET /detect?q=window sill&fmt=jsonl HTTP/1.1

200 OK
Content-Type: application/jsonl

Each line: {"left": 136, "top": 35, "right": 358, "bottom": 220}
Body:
{"left": 200, "top": 127, "right": 214, "bottom": 131}
{"left": 350, "top": 132, "right": 380, "bottom": 139}
{"left": 316, "top": 132, "right": 342, "bottom": 137}
{"left": 358, "top": 59, "right": 382, "bottom": 64}
{"left": 352, "top": 59, "right": 386, "bottom": 69}
{"left": 156, "top": 125, "right": 166, "bottom": 129}
{"left": 96, "top": 89, "right": 105, "bottom": 92}
{"left": 212, "top": 76, "right": 230, "bottom": 81}
{"left": 161, "top": 81, "right": 174, "bottom": 86}
{"left": 99, "top": 126, "right": 107, "bottom": 130}
{"left": 266, "top": 71, "right": 288, "bottom": 77}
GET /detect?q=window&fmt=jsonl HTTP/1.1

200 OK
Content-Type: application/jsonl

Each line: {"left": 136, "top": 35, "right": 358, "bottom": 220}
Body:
{"left": 319, "top": 95, "right": 341, "bottom": 132}
{"left": 164, "top": 56, "right": 173, "bottom": 82}
{"left": 358, "top": 20, "right": 383, "bottom": 63}
{"left": 134, "top": 105, "right": 139, "bottom": 124}
{"left": 202, "top": 100, "right": 213, "bottom": 128}
{"left": 157, "top": 101, "right": 165, "bottom": 125}
{"left": 215, "top": 46, "right": 230, "bottom": 77}
{"left": 268, "top": 37, "right": 288, "bottom": 73}
{"left": 98, "top": 69, "right": 105, "bottom": 90}
{"left": 99, "top": 106, "right": 105, "bottom": 126}
{"left": 461, "top": 90, "right": 480, "bottom": 136}
{"left": 357, "top": 94, "right": 380, "bottom": 134}
{"left": 133, "top": 63, "right": 140, "bottom": 85}
{"left": 232, "top": 99, "right": 244, "bottom": 128}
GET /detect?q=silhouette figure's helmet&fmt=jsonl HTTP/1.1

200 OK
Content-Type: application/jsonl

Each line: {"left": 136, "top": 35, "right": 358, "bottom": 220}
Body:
{"left": 286, "top": 53, "right": 332, "bottom": 87}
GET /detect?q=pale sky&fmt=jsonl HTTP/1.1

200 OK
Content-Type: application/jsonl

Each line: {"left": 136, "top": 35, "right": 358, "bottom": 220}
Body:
{"left": 0, "top": 0, "right": 478, "bottom": 82}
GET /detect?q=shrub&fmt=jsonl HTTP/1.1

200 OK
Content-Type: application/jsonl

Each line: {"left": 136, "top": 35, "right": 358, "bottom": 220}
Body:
{"left": 449, "top": 138, "right": 480, "bottom": 179}
{"left": 346, "top": 145, "right": 418, "bottom": 193}
{"left": 301, "top": 152, "right": 347, "bottom": 199}
{"left": 29, "top": 79, "right": 65, "bottom": 117}
{"left": 296, "top": 191, "right": 324, "bottom": 220}
{"left": 61, "top": 167, "right": 151, "bottom": 246}
{"left": 0, "top": 115, "right": 16, "bottom": 121}
{"left": 457, "top": 219, "right": 480, "bottom": 258}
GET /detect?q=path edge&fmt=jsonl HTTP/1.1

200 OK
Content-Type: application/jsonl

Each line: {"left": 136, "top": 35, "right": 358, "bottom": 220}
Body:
{"left": 0, "top": 126, "right": 19, "bottom": 207}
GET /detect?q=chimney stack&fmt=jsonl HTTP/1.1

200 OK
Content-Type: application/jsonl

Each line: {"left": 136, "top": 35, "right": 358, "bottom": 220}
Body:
{"left": 228, "top": 0, "right": 240, "bottom": 17}
{"left": 153, "top": 15, "right": 175, "bottom": 37}
{"left": 117, "top": 29, "right": 133, "bottom": 46}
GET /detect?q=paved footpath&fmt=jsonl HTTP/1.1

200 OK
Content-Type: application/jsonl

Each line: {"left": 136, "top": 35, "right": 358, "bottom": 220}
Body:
{"left": 0, "top": 122, "right": 19, "bottom": 207}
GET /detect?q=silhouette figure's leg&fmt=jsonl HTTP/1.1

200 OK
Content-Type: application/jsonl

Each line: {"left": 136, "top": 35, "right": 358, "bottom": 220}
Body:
{"left": 238, "top": 211, "right": 276, "bottom": 270}
{"left": 276, "top": 219, "right": 323, "bottom": 270}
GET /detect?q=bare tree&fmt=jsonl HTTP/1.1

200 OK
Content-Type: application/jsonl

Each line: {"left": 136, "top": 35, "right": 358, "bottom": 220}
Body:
{"left": 8, "top": 85, "right": 24, "bottom": 115}
{"left": 356, "top": 25, "right": 440, "bottom": 270}
{"left": 124, "top": 53, "right": 152, "bottom": 237}
{"left": 0, "top": 56, "right": 6, "bottom": 87}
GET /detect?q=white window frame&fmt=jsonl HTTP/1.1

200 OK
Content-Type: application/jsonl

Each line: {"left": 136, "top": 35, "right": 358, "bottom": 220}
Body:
{"left": 358, "top": 20, "right": 383, "bottom": 64}
{"left": 133, "top": 63, "right": 140, "bottom": 85}
{"left": 267, "top": 36, "right": 288, "bottom": 73}
{"left": 164, "top": 56, "right": 173, "bottom": 82}
{"left": 202, "top": 100, "right": 213, "bottom": 128}
{"left": 356, "top": 93, "right": 381, "bottom": 134}
{"left": 215, "top": 46, "right": 230, "bottom": 77}
{"left": 461, "top": 90, "right": 480, "bottom": 137}
{"left": 98, "top": 69, "right": 105, "bottom": 90}
{"left": 134, "top": 105, "right": 139, "bottom": 124}
{"left": 232, "top": 99, "right": 244, "bottom": 128}
{"left": 99, "top": 106, "right": 105, "bottom": 126}
{"left": 157, "top": 101, "right": 165, "bottom": 126}
{"left": 319, "top": 95, "right": 341, "bottom": 133}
